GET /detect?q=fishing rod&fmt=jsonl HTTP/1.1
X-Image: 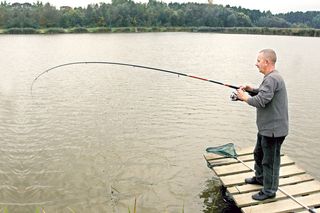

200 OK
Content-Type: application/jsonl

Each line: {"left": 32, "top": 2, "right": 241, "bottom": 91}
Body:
{"left": 30, "top": 61, "right": 257, "bottom": 98}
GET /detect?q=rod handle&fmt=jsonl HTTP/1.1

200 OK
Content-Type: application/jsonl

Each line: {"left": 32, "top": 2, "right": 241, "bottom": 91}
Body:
{"left": 247, "top": 90, "right": 258, "bottom": 97}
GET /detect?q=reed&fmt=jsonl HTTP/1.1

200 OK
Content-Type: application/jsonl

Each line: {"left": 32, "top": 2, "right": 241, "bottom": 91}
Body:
{"left": 128, "top": 197, "right": 137, "bottom": 213}
{"left": 194, "top": 27, "right": 320, "bottom": 37}
{"left": 44, "top": 28, "right": 66, "bottom": 34}
{"left": 3, "top": 27, "right": 39, "bottom": 34}
{"left": 127, "top": 198, "right": 186, "bottom": 213}
{"left": 68, "top": 27, "right": 89, "bottom": 33}
{"left": 1, "top": 26, "right": 319, "bottom": 37}
{"left": 89, "top": 27, "right": 112, "bottom": 33}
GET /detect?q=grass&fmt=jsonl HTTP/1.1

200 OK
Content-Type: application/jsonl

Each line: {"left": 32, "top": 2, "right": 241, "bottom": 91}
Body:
{"left": 128, "top": 197, "right": 137, "bottom": 213}
{"left": 0, "top": 206, "right": 75, "bottom": 213}
{"left": 0, "top": 199, "right": 184, "bottom": 213}
{"left": 127, "top": 197, "right": 185, "bottom": 213}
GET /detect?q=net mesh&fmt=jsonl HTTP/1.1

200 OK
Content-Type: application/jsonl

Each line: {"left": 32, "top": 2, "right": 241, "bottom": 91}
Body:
{"left": 206, "top": 143, "right": 238, "bottom": 158}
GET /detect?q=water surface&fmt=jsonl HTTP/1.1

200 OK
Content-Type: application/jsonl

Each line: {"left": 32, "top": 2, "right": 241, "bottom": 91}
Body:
{"left": 0, "top": 33, "right": 319, "bottom": 212}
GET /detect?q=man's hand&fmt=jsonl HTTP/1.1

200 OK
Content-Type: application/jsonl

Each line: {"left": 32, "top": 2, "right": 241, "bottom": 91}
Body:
{"left": 241, "top": 85, "right": 254, "bottom": 92}
{"left": 236, "top": 87, "right": 249, "bottom": 102}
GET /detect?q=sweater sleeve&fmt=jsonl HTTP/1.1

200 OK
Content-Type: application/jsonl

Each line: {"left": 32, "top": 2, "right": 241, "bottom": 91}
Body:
{"left": 247, "top": 77, "right": 276, "bottom": 108}
{"left": 252, "top": 88, "right": 259, "bottom": 94}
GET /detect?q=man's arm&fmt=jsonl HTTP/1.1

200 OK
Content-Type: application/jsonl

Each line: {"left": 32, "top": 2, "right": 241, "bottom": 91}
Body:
{"left": 237, "top": 78, "right": 276, "bottom": 107}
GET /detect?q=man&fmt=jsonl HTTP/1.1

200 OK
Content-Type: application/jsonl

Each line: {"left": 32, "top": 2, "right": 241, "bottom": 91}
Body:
{"left": 236, "top": 49, "right": 288, "bottom": 201}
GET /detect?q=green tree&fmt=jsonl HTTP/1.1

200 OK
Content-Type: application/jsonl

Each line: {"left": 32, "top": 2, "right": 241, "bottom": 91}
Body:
{"left": 236, "top": 12, "right": 252, "bottom": 27}
{"left": 5, "top": 4, "right": 34, "bottom": 28}
{"left": 0, "top": 3, "right": 9, "bottom": 28}
{"left": 0, "top": 0, "right": 319, "bottom": 30}
{"left": 84, "top": 4, "right": 97, "bottom": 27}
{"left": 60, "top": 8, "right": 84, "bottom": 27}
{"left": 312, "top": 14, "right": 320, "bottom": 28}
{"left": 38, "top": 3, "right": 59, "bottom": 28}
{"left": 257, "top": 16, "right": 291, "bottom": 28}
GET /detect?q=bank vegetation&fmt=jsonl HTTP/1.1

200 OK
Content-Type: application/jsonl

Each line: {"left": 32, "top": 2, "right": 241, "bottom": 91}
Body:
{"left": 1, "top": 0, "right": 320, "bottom": 36}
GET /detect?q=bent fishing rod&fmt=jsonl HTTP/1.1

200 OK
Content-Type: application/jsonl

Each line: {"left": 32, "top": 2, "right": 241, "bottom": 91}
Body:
{"left": 30, "top": 61, "right": 257, "bottom": 98}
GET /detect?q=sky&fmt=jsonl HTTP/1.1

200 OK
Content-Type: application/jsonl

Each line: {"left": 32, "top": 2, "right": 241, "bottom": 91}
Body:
{"left": 4, "top": 0, "right": 320, "bottom": 14}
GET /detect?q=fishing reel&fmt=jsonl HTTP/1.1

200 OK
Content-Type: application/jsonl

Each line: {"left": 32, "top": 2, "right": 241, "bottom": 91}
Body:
{"left": 230, "top": 89, "right": 257, "bottom": 101}
{"left": 230, "top": 91, "right": 240, "bottom": 101}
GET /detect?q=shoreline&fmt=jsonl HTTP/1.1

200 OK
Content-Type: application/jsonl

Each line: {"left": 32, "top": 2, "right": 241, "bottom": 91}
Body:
{"left": 1, "top": 27, "right": 319, "bottom": 37}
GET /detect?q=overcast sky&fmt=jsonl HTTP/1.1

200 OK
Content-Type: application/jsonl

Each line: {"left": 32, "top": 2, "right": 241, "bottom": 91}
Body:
{"left": 5, "top": 0, "right": 320, "bottom": 14}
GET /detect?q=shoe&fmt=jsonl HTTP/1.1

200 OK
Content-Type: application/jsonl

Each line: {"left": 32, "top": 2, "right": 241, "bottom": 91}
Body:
{"left": 245, "top": 177, "right": 263, "bottom": 185}
{"left": 252, "top": 191, "right": 276, "bottom": 201}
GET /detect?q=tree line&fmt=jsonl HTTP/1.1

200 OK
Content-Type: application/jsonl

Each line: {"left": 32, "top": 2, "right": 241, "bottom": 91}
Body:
{"left": 0, "top": 0, "right": 320, "bottom": 29}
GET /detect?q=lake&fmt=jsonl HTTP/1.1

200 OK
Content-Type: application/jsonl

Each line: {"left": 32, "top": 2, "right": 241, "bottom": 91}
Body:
{"left": 0, "top": 32, "right": 319, "bottom": 212}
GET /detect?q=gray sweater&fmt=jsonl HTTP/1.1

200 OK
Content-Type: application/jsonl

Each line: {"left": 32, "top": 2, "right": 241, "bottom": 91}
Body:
{"left": 247, "top": 70, "right": 289, "bottom": 137}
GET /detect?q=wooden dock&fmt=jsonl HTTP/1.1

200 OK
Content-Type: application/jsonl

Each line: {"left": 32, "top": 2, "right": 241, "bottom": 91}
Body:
{"left": 204, "top": 146, "right": 320, "bottom": 213}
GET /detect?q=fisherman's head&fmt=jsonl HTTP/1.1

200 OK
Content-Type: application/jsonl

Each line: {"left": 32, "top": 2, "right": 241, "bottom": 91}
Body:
{"left": 255, "top": 49, "right": 277, "bottom": 74}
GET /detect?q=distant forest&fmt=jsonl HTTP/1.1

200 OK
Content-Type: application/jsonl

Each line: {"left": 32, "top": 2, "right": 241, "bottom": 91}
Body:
{"left": 0, "top": 0, "right": 320, "bottom": 29}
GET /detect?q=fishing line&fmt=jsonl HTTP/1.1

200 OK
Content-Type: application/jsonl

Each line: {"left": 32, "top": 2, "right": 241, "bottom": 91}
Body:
{"left": 30, "top": 61, "right": 257, "bottom": 98}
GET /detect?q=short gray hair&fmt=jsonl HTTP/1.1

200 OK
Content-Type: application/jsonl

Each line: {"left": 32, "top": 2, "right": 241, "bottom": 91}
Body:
{"left": 260, "top": 49, "right": 277, "bottom": 64}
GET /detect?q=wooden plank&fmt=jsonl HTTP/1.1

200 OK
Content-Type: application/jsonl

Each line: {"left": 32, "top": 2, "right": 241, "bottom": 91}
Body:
{"left": 233, "top": 180, "right": 320, "bottom": 207}
{"left": 220, "top": 164, "right": 305, "bottom": 187}
{"left": 206, "top": 153, "right": 285, "bottom": 167}
{"left": 296, "top": 210, "right": 319, "bottom": 213}
{"left": 205, "top": 146, "right": 254, "bottom": 161}
{"left": 206, "top": 154, "right": 255, "bottom": 167}
{"left": 277, "top": 173, "right": 314, "bottom": 186}
{"left": 241, "top": 192, "right": 320, "bottom": 213}
{"left": 207, "top": 153, "right": 255, "bottom": 162}
{"left": 214, "top": 155, "right": 294, "bottom": 176}
{"left": 213, "top": 160, "right": 255, "bottom": 175}
{"left": 204, "top": 147, "right": 320, "bottom": 212}
{"left": 228, "top": 174, "right": 315, "bottom": 194}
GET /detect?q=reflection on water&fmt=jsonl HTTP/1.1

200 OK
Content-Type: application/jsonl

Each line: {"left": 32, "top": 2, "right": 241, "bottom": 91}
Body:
{"left": 0, "top": 33, "right": 319, "bottom": 212}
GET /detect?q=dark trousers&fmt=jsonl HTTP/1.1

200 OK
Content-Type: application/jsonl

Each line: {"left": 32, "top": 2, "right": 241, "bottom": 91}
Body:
{"left": 254, "top": 133, "right": 285, "bottom": 195}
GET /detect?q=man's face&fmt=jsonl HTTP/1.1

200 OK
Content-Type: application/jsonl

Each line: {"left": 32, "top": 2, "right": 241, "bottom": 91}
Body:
{"left": 255, "top": 53, "right": 267, "bottom": 74}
